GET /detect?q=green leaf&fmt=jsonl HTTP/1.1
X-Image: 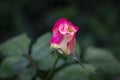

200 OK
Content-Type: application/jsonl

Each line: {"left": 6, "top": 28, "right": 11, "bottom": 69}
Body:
{"left": 0, "top": 56, "right": 29, "bottom": 78}
{"left": 31, "top": 32, "right": 64, "bottom": 70}
{"left": 0, "top": 33, "right": 31, "bottom": 56}
{"left": 84, "top": 47, "right": 120, "bottom": 73}
{"left": 52, "top": 64, "right": 96, "bottom": 80}
{"left": 18, "top": 68, "right": 36, "bottom": 80}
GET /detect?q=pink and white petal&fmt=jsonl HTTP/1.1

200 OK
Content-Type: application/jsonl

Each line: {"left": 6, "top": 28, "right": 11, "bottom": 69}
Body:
{"left": 58, "top": 24, "right": 67, "bottom": 35}
{"left": 67, "top": 22, "right": 79, "bottom": 32}
{"left": 52, "top": 18, "right": 68, "bottom": 32}
{"left": 57, "top": 34, "right": 74, "bottom": 54}
{"left": 50, "top": 30, "right": 64, "bottom": 45}
{"left": 67, "top": 36, "right": 76, "bottom": 55}
{"left": 59, "top": 23, "right": 79, "bottom": 35}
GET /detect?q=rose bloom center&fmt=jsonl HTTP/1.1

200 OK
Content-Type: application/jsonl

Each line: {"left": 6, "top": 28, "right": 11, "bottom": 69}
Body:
{"left": 64, "top": 24, "right": 74, "bottom": 33}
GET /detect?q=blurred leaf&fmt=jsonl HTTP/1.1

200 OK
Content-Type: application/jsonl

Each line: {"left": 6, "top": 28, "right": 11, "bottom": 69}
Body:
{"left": 53, "top": 64, "right": 96, "bottom": 80}
{"left": 36, "top": 77, "right": 42, "bottom": 80}
{"left": 18, "top": 68, "right": 36, "bottom": 80}
{"left": 0, "top": 56, "right": 29, "bottom": 78}
{"left": 31, "top": 32, "right": 64, "bottom": 70}
{"left": 84, "top": 47, "right": 120, "bottom": 73}
{"left": 0, "top": 33, "right": 31, "bottom": 56}
{"left": 88, "top": 70, "right": 115, "bottom": 80}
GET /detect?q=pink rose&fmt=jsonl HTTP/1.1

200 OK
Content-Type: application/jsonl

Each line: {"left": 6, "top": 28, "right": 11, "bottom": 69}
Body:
{"left": 50, "top": 18, "right": 79, "bottom": 55}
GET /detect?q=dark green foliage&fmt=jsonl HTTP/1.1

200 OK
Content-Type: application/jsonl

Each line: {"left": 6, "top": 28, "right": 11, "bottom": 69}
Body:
{"left": 0, "top": 31, "right": 120, "bottom": 80}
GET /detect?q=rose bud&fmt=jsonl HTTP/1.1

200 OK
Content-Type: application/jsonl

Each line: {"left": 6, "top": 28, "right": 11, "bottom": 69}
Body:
{"left": 50, "top": 18, "right": 79, "bottom": 55}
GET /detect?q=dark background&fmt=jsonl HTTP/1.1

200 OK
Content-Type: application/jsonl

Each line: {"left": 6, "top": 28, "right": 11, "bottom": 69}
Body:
{"left": 0, "top": 0, "right": 120, "bottom": 80}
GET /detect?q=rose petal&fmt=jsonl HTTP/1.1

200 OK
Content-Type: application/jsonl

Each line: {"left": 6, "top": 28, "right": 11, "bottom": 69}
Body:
{"left": 50, "top": 30, "right": 64, "bottom": 45}
{"left": 67, "top": 36, "right": 76, "bottom": 55}
{"left": 52, "top": 18, "right": 67, "bottom": 32}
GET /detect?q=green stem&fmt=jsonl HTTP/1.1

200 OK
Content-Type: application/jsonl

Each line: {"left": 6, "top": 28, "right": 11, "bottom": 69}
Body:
{"left": 46, "top": 54, "right": 59, "bottom": 80}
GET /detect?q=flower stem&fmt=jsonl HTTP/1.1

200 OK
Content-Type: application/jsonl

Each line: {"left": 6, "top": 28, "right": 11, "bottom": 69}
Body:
{"left": 46, "top": 54, "right": 60, "bottom": 80}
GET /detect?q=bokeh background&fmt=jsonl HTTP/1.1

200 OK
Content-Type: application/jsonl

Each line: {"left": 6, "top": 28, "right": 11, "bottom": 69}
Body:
{"left": 0, "top": 0, "right": 120, "bottom": 80}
